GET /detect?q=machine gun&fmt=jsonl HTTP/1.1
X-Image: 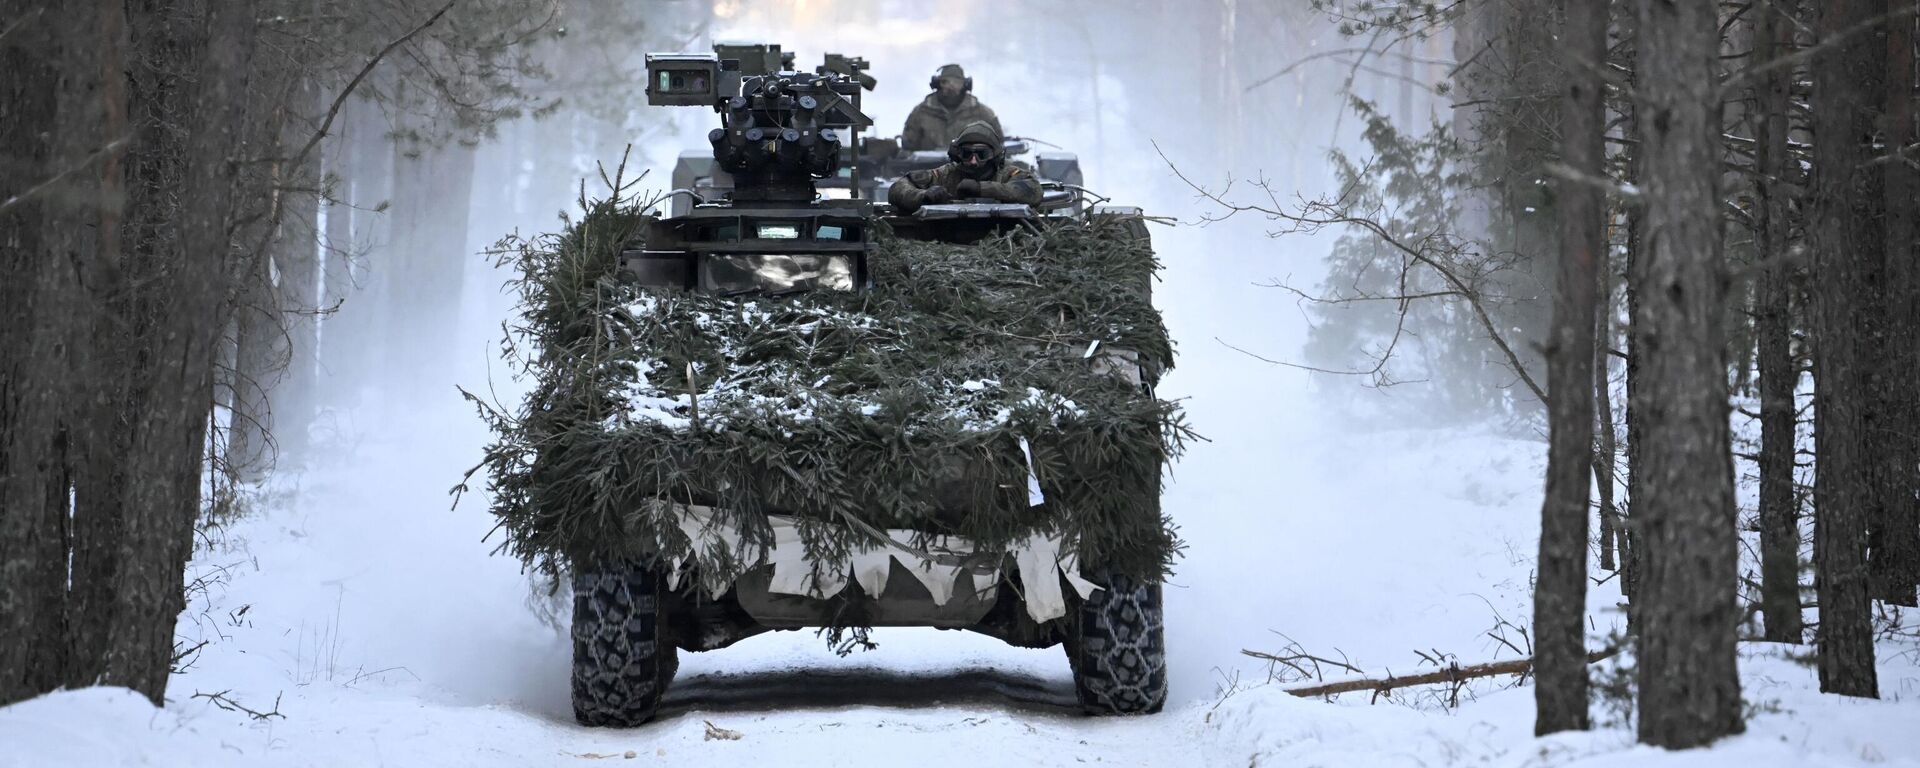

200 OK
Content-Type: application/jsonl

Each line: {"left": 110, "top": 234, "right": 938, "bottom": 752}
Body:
{"left": 646, "top": 43, "right": 876, "bottom": 205}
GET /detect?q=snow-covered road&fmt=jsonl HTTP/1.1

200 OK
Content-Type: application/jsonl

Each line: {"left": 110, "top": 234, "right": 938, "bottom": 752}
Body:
{"left": 8, "top": 391, "right": 1920, "bottom": 768}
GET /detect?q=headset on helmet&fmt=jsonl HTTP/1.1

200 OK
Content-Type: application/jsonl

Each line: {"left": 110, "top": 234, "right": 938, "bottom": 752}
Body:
{"left": 929, "top": 64, "right": 972, "bottom": 93}
{"left": 946, "top": 121, "right": 1001, "bottom": 163}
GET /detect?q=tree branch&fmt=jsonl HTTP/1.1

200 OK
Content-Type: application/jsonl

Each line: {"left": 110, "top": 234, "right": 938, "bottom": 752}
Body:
{"left": 1157, "top": 141, "right": 1548, "bottom": 405}
{"left": 1718, "top": 5, "right": 1918, "bottom": 98}
{"left": 1281, "top": 646, "right": 1620, "bottom": 699}
{"left": 287, "top": 0, "right": 460, "bottom": 169}
{"left": 0, "top": 135, "right": 132, "bottom": 216}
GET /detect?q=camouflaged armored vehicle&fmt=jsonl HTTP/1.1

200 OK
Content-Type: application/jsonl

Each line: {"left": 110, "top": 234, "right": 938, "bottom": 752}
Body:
{"left": 483, "top": 44, "right": 1183, "bottom": 727}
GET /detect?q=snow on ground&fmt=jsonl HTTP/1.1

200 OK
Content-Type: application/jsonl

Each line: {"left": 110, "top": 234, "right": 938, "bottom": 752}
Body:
{"left": 6, "top": 384, "right": 1919, "bottom": 767}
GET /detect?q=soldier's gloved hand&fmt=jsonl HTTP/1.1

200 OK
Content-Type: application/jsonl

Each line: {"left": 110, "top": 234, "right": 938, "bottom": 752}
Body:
{"left": 922, "top": 185, "right": 952, "bottom": 205}
{"left": 955, "top": 178, "right": 981, "bottom": 196}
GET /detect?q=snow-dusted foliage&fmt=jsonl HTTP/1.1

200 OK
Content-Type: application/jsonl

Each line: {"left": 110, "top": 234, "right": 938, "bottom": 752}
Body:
{"left": 468, "top": 187, "right": 1190, "bottom": 588}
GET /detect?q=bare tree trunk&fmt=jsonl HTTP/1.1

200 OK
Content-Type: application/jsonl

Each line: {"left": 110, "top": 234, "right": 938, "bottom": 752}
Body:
{"left": 321, "top": 99, "right": 357, "bottom": 404}
{"left": 1595, "top": 0, "right": 1628, "bottom": 567}
{"left": 1632, "top": 0, "right": 1745, "bottom": 748}
{"left": 67, "top": 0, "right": 190, "bottom": 688}
{"left": 226, "top": 95, "right": 279, "bottom": 480}
{"left": 1534, "top": 0, "right": 1603, "bottom": 737}
{"left": 0, "top": 10, "right": 75, "bottom": 706}
{"left": 272, "top": 81, "right": 325, "bottom": 466}
{"left": 1872, "top": 0, "right": 1920, "bottom": 607}
{"left": 92, "top": 0, "right": 258, "bottom": 704}
{"left": 1619, "top": 6, "right": 1645, "bottom": 616}
{"left": 62, "top": 0, "right": 129, "bottom": 691}
{"left": 1753, "top": 0, "right": 1807, "bottom": 643}
{"left": 1810, "top": 0, "right": 1886, "bottom": 699}
{"left": 1499, "top": 0, "right": 1560, "bottom": 417}
{"left": 320, "top": 93, "right": 392, "bottom": 404}
{"left": 230, "top": 63, "right": 330, "bottom": 479}
{"left": 41, "top": 0, "right": 127, "bottom": 694}
{"left": 229, "top": 249, "right": 279, "bottom": 480}
{"left": 1447, "top": 0, "right": 1559, "bottom": 415}
{"left": 1595, "top": 290, "right": 1620, "bottom": 576}
{"left": 1217, "top": 0, "right": 1241, "bottom": 167}
{"left": 229, "top": 66, "right": 312, "bottom": 481}
{"left": 384, "top": 132, "right": 477, "bottom": 401}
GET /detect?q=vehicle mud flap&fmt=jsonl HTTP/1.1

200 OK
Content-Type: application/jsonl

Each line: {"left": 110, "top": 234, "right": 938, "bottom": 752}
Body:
{"left": 571, "top": 560, "right": 679, "bottom": 727}
{"left": 1065, "top": 571, "right": 1167, "bottom": 715}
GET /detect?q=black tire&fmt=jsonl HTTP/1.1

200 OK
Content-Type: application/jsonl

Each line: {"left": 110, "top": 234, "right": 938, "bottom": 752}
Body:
{"left": 1065, "top": 571, "right": 1168, "bottom": 715}
{"left": 570, "top": 561, "right": 677, "bottom": 727}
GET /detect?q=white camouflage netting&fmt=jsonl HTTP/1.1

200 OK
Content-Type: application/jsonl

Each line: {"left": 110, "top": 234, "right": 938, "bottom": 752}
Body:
{"left": 661, "top": 505, "right": 1100, "bottom": 623}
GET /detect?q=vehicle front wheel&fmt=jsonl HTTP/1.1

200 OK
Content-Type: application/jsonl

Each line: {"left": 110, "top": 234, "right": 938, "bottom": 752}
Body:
{"left": 570, "top": 560, "right": 677, "bottom": 727}
{"left": 1065, "top": 571, "right": 1167, "bottom": 715}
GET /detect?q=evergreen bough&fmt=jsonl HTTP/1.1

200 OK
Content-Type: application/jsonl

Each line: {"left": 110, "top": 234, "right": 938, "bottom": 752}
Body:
{"left": 469, "top": 182, "right": 1190, "bottom": 591}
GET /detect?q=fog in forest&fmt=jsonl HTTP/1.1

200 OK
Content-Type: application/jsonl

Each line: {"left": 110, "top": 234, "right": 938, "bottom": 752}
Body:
{"left": 272, "top": 1, "right": 1468, "bottom": 707}
{"left": 20, "top": 0, "right": 1920, "bottom": 762}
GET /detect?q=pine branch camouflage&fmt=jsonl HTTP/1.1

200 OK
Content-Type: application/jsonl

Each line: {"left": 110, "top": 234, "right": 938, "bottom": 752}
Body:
{"left": 470, "top": 193, "right": 1189, "bottom": 590}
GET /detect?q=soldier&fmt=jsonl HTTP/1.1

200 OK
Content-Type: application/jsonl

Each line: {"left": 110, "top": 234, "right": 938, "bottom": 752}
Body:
{"left": 901, "top": 64, "right": 1004, "bottom": 152}
{"left": 889, "top": 120, "right": 1042, "bottom": 214}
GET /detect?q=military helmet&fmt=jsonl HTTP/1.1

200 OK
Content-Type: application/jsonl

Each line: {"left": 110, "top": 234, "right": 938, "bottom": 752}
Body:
{"left": 930, "top": 63, "right": 972, "bottom": 92}
{"left": 948, "top": 120, "right": 1003, "bottom": 162}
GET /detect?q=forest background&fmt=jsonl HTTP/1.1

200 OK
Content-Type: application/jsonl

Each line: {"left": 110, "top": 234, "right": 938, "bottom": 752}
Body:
{"left": 3, "top": 0, "right": 1919, "bottom": 754}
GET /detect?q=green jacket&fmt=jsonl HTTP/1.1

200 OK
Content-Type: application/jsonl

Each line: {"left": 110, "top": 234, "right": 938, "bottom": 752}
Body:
{"left": 888, "top": 162, "right": 1043, "bottom": 213}
{"left": 901, "top": 93, "right": 1004, "bottom": 152}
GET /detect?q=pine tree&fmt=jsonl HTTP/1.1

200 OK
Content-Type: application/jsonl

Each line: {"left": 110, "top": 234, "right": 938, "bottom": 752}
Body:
{"left": 1753, "top": 0, "right": 1806, "bottom": 645}
{"left": 1631, "top": 0, "right": 1745, "bottom": 747}
{"left": 0, "top": 0, "right": 564, "bottom": 709}
{"left": 1810, "top": 0, "right": 1888, "bottom": 697}
{"left": 0, "top": 3, "right": 80, "bottom": 704}
{"left": 1871, "top": 2, "right": 1920, "bottom": 608}
{"left": 1533, "top": 0, "right": 1604, "bottom": 736}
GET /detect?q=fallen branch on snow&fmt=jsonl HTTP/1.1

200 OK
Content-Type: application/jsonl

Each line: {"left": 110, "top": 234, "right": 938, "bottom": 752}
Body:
{"left": 192, "top": 689, "right": 285, "bottom": 720}
{"left": 1269, "top": 646, "right": 1621, "bottom": 700}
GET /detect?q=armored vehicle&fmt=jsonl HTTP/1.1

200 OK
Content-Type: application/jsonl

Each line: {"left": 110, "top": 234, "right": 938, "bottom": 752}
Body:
{"left": 544, "top": 44, "right": 1177, "bottom": 727}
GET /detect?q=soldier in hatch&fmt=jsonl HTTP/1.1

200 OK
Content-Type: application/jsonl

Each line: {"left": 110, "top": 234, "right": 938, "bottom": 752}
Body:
{"left": 888, "top": 121, "right": 1043, "bottom": 214}
{"left": 901, "top": 64, "right": 1004, "bottom": 152}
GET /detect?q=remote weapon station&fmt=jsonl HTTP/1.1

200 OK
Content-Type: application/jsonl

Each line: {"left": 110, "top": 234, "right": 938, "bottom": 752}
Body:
{"left": 626, "top": 44, "right": 880, "bottom": 294}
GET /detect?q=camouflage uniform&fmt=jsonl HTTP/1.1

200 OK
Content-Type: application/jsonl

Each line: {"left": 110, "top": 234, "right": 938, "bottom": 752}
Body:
{"left": 901, "top": 94, "right": 1005, "bottom": 152}
{"left": 888, "top": 163, "right": 1042, "bottom": 213}
{"left": 889, "top": 121, "right": 1042, "bottom": 214}
{"left": 901, "top": 64, "right": 1004, "bottom": 151}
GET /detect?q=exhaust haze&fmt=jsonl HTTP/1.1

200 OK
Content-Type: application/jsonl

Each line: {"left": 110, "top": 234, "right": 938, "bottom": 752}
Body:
{"left": 205, "top": 0, "right": 1516, "bottom": 723}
